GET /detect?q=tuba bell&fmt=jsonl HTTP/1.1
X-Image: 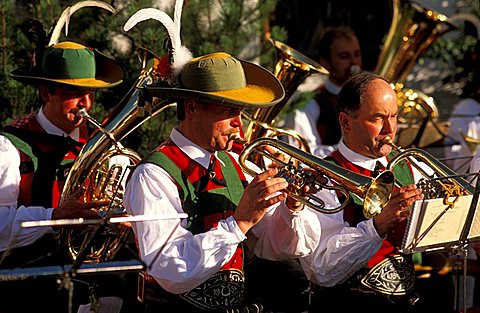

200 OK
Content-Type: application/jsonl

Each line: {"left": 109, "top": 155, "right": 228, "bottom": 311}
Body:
{"left": 374, "top": 0, "right": 458, "bottom": 148}
{"left": 242, "top": 37, "right": 329, "bottom": 156}
{"left": 60, "top": 47, "right": 177, "bottom": 263}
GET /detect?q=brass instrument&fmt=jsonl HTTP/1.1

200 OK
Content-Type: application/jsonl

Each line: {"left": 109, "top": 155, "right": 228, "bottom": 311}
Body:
{"left": 382, "top": 136, "right": 474, "bottom": 203}
{"left": 235, "top": 135, "right": 395, "bottom": 218}
{"left": 61, "top": 48, "right": 177, "bottom": 263}
{"left": 242, "top": 38, "right": 329, "bottom": 155}
{"left": 375, "top": 0, "right": 457, "bottom": 148}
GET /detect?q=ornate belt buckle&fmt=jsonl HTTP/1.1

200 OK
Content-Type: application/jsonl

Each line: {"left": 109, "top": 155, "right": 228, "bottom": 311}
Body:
{"left": 180, "top": 269, "right": 245, "bottom": 311}
{"left": 360, "top": 254, "right": 415, "bottom": 296}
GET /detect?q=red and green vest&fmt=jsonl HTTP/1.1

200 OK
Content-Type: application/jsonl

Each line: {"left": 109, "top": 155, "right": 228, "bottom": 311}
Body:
{"left": 0, "top": 112, "right": 88, "bottom": 268}
{"left": 1, "top": 113, "right": 87, "bottom": 208}
{"left": 140, "top": 139, "right": 249, "bottom": 311}
{"left": 328, "top": 150, "right": 415, "bottom": 267}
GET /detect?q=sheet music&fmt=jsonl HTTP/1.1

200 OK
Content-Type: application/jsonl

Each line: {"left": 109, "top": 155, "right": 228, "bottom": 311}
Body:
{"left": 467, "top": 200, "right": 480, "bottom": 240}
{"left": 401, "top": 195, "right": 472, "bottom": 253}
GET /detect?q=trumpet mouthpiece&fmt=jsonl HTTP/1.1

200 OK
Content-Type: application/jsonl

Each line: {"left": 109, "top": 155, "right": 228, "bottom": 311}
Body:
{"left": 229, "top": 133, "right": 247, "bottom": 145}
{"left": 76, "top": 108, "right": 89, "bottom": 118}
{"left": 350, "top": 65, "right": 362, "bottom": 75}
{"left": 381, "top": 136, "right": 394, "bottom": 145}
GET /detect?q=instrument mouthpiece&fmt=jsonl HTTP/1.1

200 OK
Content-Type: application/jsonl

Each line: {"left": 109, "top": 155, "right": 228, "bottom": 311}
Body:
{"left": 76, "top": 108, "right": 89, "bottom": 118}
{"left": 381, "top": 136, "right": 394, "bottom": 146}
{"left": 350, "top": 65, "right": 362, "bottom": 75}
{"left": 229, "top": 133, "right": 247, "bottom": 145}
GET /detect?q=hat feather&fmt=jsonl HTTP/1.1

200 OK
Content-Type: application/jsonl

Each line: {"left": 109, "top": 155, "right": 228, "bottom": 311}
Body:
{"left": 123, "top": 1, "right": 192, "bottom": 79}
{"left": 123, "top": 8, "right": 179, "bottom": 52}
{"left": 174, "top": 0, "right": 184, "bottom": 35}
{"left": 48, "top": 0, "right": 115, "bottom": 46}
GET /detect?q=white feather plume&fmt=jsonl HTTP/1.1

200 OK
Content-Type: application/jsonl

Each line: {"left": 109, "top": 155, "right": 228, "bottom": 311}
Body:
{"left": 123, "top": 1, "right": 193, "bottom": 79}
{"left": 48, "top": 0, "right": 115, "bottom": 46}
{"left": 174, "top": 0, "right": 184, "bottom": 35}
{"left": 123, "top": 8, "right": 179, "bottom": 52}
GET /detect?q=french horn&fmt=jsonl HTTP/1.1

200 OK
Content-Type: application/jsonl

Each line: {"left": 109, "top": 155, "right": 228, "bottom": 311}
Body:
{"left": 61, "top": 48, "right": 177, "bottom": 263}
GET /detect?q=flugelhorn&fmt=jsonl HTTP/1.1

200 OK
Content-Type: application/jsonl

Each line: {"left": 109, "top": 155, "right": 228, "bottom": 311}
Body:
{"left": 382, "top": 136, "right": 474, "bottom": 202}
{"left": 234, "top": 134, "right": 395, "bottom": 218}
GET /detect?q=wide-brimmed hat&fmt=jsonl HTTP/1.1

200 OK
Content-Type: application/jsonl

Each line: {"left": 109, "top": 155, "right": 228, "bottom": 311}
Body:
{"left": 10, "top": 41, "right": 123, "bottom": 89}
{"left": 143, "top": 52, "right": 285, "bottom": 109}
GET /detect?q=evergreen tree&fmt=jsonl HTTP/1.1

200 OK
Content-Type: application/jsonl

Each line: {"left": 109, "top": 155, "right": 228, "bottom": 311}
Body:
{"left": 1, "top": 0, "right": 284, "bottom": 156}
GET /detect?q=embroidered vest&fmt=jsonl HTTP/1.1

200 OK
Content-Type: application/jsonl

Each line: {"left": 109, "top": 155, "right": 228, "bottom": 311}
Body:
{"left": 0, "top": 113, "right": 88, "bottom": 269}
{"left": 328, "top": 150, "right": 415, "bottom": 266}
{"left": 314, "top": 85, "right": 342, "bottom": 145}
{"left": 140, "top": 139, "right": 249, "bottom": 311}
{"left": 1, "top": 113, "right": 87, "bottom": 208}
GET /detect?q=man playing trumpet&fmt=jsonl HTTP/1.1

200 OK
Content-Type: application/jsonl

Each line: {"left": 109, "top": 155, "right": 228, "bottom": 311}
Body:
{"left": 301, "top": 72, "right": 426, "bottom": 313}
{"left": 124, "top": 51, "right": 322, "bottom": 312}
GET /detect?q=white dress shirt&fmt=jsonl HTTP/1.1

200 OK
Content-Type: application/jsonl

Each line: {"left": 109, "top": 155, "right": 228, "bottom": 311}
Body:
{"left": 444, "top": 98, "right": 480, "bottom": 174}
{"left": 300, "top": 141, "right": 425, "bottom": 287}
{"left": 0, "top": 108, "right": 80, "bottom": 251}
{"left": 284, "top": 78, "right": 341, "bottom": 158}
{"left": 124, "top": 128, "right": 321, "bottom": 294}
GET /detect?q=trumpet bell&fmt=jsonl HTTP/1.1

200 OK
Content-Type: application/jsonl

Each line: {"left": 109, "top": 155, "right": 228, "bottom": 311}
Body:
{"left": 364, "top": 171, "right": 396, "bottom": 218}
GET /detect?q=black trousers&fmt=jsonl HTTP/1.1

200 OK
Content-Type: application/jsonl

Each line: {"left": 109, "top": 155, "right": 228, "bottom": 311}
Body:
{"left": 309, "top": 284, "right": 419, "bottom": 313}
{"left": 244, "top": 257, "right": 310, "bottom": 313}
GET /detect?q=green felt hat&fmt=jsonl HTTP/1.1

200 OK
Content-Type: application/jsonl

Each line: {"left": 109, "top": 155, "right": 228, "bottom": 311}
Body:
{"left": 11, "top": 41, "right": 123, "bottom": 89}
{"left": 144, "top": 52, "right": 285, "bottom": 109}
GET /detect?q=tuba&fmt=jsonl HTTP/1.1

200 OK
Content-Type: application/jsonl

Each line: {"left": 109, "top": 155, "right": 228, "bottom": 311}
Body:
{"left": 61, "top": 48, "right": 177, "bottom": 263}
{"left": 236, "top": 136, "right": 395, "bottom": 218}
{"left": 243, "top": 38, "right": 329, "bottom": 155}
{"left": 374, "top": 0, "right": 458, "bottom": 148}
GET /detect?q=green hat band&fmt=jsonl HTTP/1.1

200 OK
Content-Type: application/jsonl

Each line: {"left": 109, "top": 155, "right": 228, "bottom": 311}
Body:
{"left": 180, "top": 53, "right": 247, "bottom": 92}
{"left": 42, "top": 46, "right": 96, "bottom": 79}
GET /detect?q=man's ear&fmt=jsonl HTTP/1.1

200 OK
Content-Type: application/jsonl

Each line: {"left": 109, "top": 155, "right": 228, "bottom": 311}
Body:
{"left": 338, "top": 112, "right": 350, "bottom": 134}
{"left": 39, "top": 85, "right": 50, "bottom": 104}
{"left": 184, "top": 98, "right": 197, "bottom": 117}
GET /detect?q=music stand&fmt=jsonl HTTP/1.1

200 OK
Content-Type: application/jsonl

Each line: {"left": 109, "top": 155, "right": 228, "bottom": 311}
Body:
{"left": 400, "top": 172, "right": 480, "bottom": 312}
{"left": 0, "top": 213, "right": 186, "bottom": 313}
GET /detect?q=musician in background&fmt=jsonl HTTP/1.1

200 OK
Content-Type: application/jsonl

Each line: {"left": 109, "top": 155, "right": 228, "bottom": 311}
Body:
{"left": 285, "top": 26, "right": 362, "bottom": 157}
{"left": 444, "top": 42, "right": 480, "bottom": 174}
{"left": 0, "top": 41, "right": 125, "bottom": 313}
{"left": 123, "top": 52, "right": 322, "bottom": 312}
{"left": 300, "top": 72, "right": 431, "bottom": 313}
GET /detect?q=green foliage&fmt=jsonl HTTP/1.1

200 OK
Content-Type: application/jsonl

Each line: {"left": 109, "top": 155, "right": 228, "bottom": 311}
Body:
{"left": 1, "top": 0, "right": 280, "bottom": 157}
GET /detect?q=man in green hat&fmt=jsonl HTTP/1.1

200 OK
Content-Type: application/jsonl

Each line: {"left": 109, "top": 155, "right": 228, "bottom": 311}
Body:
{"left": 124, "top": 51, "right": 322, "bottom": 312}
{"left": 0, "top": 41, "right": 124, "bottom": 312}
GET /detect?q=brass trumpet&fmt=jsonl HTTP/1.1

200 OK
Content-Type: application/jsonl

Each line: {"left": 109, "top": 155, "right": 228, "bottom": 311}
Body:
{"left": 382, "top": 136, "right": 474, "bottom": 203}
{"left": 233, "top": 134, "right": 395, "bottom": 218}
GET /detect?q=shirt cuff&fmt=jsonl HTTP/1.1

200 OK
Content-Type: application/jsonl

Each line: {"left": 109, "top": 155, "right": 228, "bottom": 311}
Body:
{"left": 363, "top": 218, "right": 386, "bottom": 240}
{"left": 223, "top": 215, "right": 247, "bottom": 242}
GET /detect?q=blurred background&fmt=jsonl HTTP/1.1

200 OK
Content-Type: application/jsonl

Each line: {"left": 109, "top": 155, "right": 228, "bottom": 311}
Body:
{"left": 1, "top": 0, "right": 479, "bottom": 157}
